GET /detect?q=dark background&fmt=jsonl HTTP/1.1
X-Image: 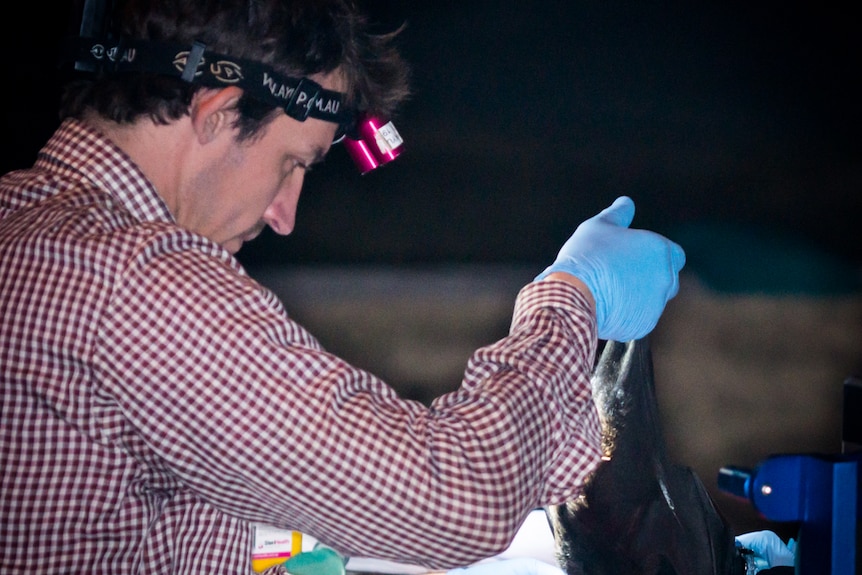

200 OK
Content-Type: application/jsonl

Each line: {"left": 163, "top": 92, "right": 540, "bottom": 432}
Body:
{"left": 2, "top": 0, "right": 861, "bottom": 552}
{"left": 2, "top": 1, "right": 860, "bottom": 288}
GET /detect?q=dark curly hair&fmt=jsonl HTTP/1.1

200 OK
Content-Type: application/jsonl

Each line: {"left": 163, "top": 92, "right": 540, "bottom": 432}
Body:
{"left": 59, "top": 0, "right": 410, "bottom": 140}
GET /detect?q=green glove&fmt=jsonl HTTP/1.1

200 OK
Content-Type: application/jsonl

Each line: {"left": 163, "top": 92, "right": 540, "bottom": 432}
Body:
{"left": 283, "top": 545, "right": 346, "bottom": 575}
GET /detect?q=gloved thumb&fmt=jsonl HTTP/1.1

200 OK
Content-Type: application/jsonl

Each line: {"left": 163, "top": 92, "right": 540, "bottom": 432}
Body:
{"left": 592, "top": 196, "right": 635, "bottom": 228}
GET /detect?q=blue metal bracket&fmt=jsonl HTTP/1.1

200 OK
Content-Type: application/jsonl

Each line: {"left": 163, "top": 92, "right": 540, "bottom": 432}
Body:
{"left": 719, "top": 453, "right": 859, "bottom": 574}
{"left": 718, "top": 377, "right": 862, "bottom": 574}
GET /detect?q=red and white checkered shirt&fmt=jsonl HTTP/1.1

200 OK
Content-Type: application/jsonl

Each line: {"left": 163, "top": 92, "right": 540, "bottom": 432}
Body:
{"left": 0, "top": 119, "right": 602, "bottom": 574}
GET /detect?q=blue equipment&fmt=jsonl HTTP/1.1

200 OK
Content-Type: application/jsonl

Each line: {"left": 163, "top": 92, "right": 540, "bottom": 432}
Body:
{"left": 718, "top": 376, "right": 862, "bottom": 574}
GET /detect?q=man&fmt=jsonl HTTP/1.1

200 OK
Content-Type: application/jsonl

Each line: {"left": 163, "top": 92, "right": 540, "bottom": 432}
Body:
{"left": 0, "top": 1, "right": 685, "bottom": 574}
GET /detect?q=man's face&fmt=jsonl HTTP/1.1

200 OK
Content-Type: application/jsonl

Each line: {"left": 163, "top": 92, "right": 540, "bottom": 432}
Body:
{"left": 184, "top": 72, "right": 344, "bottom": 254}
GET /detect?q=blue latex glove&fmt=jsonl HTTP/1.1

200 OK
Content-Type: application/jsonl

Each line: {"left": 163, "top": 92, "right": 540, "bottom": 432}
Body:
{"left": 536, "top": 196, "right": 685, "bottom": 341}
{"left": 447, "top": 558, "right": 565, "bottom": 575}
{"left": 735, "top": 530, "right": 796, "bottom": 573}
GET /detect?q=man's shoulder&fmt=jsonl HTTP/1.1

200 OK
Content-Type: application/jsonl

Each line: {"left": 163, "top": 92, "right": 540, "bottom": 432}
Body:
{"left": 0, "top": 166, "right": 62, "bottom": 220}
{"left": 1, "top": 173, "right": 241, "bottom": 282}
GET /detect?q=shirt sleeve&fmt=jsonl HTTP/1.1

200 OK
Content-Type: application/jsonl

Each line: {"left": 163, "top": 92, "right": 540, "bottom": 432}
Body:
{"left": 95, "top": 241, "right": 602, "bottom": 571}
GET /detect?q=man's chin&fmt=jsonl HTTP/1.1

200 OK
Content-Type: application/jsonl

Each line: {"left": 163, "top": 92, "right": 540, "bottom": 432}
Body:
{"left": 226, "top": 228, "right": 265, "bottom": 254}
{"left": 224, "top": 239, "right": 243, "bottom": 254}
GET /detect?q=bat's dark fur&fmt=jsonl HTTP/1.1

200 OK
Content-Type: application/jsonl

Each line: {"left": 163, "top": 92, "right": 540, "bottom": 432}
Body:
{"left": 546, "top": 339, "right": 745, "bottom": 575}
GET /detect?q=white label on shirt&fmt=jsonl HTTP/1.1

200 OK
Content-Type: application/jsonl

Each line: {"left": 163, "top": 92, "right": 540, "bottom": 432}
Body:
{"left": 251, "top": 523, "right": 300, "bottom": 561}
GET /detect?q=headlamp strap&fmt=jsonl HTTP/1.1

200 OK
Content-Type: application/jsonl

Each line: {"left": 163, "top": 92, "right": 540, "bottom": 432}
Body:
{"left": 61, "top": 36, "right": 355, "bottom": 127}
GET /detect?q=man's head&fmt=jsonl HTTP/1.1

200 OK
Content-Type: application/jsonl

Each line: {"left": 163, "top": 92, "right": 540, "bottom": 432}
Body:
{"left": 59, "top": 0, "right": 410, "bottom": 253}
{"left": 60, "top": 0, "right": 410, "bottom": 141}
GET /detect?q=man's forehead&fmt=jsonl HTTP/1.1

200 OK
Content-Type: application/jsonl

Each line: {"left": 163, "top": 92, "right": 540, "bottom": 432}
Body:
{"left": 269, "top": 112, "right": 337, "bottom": 164}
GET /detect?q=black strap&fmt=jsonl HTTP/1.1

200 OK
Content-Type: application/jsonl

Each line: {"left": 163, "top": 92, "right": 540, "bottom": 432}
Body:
{"left": 60, "top": 36, "right": 355, "bottom": 127}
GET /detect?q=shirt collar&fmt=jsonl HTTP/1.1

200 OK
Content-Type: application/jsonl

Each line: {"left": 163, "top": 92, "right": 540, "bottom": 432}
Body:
{"left": 36, "top": 118, "right": 176, "bottom": 226}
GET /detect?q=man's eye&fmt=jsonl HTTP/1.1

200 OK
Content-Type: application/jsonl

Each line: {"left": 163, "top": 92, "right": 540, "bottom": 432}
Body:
{"left": 285, "top": 160, "right": 310, "bottom": 175}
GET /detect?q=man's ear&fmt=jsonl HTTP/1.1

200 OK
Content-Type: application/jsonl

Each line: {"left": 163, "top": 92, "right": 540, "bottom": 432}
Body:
{"left": 189, "top": 86, "right": 244, "bottom": 144}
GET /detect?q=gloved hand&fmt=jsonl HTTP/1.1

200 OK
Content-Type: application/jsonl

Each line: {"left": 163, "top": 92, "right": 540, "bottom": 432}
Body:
{"left": 447, "top": 557, "right": 565, "bottom": 575}
{"left": 283, "top": 545, "right": 345, "bottom": 575}
{"left": 735, "top": 530, "right": 795, "bottom": 572}
{"left": 536, "top": 196, "right": 685, "bottom": 341}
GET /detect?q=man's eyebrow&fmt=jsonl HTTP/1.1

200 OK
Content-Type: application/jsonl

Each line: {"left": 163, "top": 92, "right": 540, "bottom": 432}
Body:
{"left": 311, "top": 147, "right": 327, "bottom": 165}
{"left": 305, "top": 146, "right": 327, "bottom": 167}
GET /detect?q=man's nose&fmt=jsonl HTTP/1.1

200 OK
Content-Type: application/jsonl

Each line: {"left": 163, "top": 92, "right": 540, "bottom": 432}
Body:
{"left": 262, "top": 176, "right": 304, "bottom": 235}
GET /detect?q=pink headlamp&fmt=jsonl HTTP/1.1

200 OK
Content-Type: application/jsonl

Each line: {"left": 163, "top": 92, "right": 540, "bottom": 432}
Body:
{"left": 342, "top": 114, "right": 404, "bottom": 174}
